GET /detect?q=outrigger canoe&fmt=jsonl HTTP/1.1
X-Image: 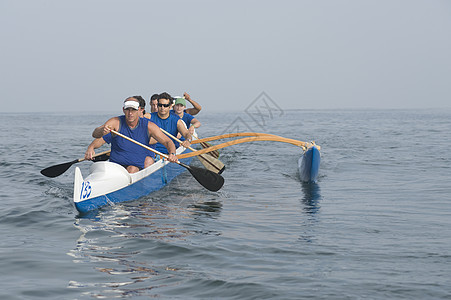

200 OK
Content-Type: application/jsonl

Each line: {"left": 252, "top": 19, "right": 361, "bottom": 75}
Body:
{"left": 298, "top": 145, "right": 321, "bottom": 183}
{"left": 73, "top": 146, "right": 193, "bottom": 214}
{"left": 71, "top": 132, "right": 320, "bottom": 213}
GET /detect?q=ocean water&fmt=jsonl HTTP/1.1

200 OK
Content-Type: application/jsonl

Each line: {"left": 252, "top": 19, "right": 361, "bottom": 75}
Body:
{"left": 0, "top": 109, "right": 450, "bottom": 299}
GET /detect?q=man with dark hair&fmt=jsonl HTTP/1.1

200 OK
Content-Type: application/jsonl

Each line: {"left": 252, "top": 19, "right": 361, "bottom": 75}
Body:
{"left": 158, "top": 92, "right": 173, "bottom": 103}
{"left": 150, "top": 92, "right": 192, "bottom": 154}
{"left": 150, "top": 93, "right": 159, "bottom": 113}
{"left": 85, "top": 96, "right": 178, "bottom": 173}
{"left": 133, "top": 95, "right": 147, "bottom": 116}
{"left": 143, "top": 94, "right": 159, "bottom": 118}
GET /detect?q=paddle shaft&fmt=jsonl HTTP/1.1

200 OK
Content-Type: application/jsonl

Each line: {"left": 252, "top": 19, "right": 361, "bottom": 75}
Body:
{"left": 110, "top": 129, "right": 169, "bottom": 159}
{"left": 159, "top": 128, "right": 223, "bottom": 173}
{"left": 82, "top": 150, "right": 111, "bottom": 162}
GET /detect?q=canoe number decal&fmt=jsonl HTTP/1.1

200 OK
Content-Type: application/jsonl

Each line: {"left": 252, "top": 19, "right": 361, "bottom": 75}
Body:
{"left": 80, "top": 181, "right": 92, "bottom": 200}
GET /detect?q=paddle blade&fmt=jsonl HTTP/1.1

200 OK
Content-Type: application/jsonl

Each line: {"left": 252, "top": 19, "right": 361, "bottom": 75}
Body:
{"left": 200, "top": 142, "right": 220, "bottom": 159}
{"left": 180, "top": 163, "right": 224, "bottom": 192}
{"left": 40, "top": 159, "right": 78, "bottom": 178}
{"left": 197, "top": 154, "right": 225, "bottom": 174}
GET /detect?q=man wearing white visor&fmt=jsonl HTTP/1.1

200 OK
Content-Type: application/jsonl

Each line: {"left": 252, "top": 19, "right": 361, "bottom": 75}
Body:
{"left": 87, "top": 97, "right": 178, "bottom": 173}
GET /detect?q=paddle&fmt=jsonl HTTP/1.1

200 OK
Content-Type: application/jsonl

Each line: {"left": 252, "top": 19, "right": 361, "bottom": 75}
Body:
{"left": 40, "top": 150, "right": 111, "bottom": 178}
{"left": 110, "top": 129, "right": 224, "bottom": 192}
{"left": 177, "top": 135, "right": 320, "bottom": 159}
{"left": 200, "top": 141, "right": 220, "bottom": 158}
{"left": 159, "top": 128, "right": 225, "bottom": 174}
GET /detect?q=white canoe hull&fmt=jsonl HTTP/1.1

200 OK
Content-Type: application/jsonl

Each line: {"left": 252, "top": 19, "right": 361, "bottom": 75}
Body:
{"left": 73, "top": 147, "right": 192, "bottom": 213}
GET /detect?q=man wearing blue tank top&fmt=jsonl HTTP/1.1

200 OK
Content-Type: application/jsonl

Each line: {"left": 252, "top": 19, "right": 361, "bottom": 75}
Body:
{"left": 150, "top": 92, "right": 193, "bottom": 154}
{"left": 85, "top": 95, "right": 147, "bottom": 156}
{"left": 86, "top": 97, "right": 178, "bottom": 173}
{"left": 172, "top": 97, "right": 201, "bottom": 135}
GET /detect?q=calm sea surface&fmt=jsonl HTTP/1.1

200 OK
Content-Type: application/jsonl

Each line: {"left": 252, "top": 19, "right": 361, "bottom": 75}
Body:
{"left": 0, "top": 109, "right": 450, "bottom": 299}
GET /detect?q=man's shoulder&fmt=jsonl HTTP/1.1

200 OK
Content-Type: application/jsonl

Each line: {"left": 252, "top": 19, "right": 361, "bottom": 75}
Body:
{"left": 106, "top": 115, "right": 122, "bottom": 125}
{"left": 184, "top": 112, "right": 194, "bottom": 119}
{"left": 139, "top": 116, "right": 150, "bottom": 125}
{"left": 150, "top": 112, "right": 158, "bottom": 120}
{"left": 169, "top": 113, "right": 181, "bottom": 121}
{"left": 182, "top": 112, "right": 194, "bottom": 123}
{"left": 170, "top": 110, "right": 182, "bottom": 119}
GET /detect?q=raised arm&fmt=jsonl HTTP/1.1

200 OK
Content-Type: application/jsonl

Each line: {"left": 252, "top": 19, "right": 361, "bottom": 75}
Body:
{"left": 183, "top": 92, "right": 202, "bottom": 116}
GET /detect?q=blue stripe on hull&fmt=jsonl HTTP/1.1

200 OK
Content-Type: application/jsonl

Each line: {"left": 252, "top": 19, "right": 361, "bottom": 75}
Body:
{"left": 75, "top": 157, "right": 192, "bottom": 213}
{"left": 299, "top": 146, "right": 320, "bottom": 183}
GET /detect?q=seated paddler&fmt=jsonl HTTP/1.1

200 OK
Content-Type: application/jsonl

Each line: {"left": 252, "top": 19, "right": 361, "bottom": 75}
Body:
{"left": 86, "top": 96, "right": 178, "bottom": 173}
{"left": 149, "top": 92, "right": 193, "bottom": 156}
{"left": 172, "top": 96, "right": 201, "bottom": 136}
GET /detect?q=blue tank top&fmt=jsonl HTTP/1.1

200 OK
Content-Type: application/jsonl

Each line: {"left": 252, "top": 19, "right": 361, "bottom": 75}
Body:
{"left": 103, "top": 116, "right": 153, "bottom": 169}
{"left": 170, "top": 111, "right": 194, "bottom": 142}
{"left": 150, "top": 112, "right": 180, "bottom": 154}
{"left": 171, "top": 110, "right": 194, "bottom": 128}
{"left": 182, "top": 113, "right": 194, "bottom": 127}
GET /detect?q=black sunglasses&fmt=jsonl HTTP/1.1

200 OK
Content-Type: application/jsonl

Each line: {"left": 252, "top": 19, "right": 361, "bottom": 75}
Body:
{"left": 157, "top": 103, "right": 171, "bottom": 107}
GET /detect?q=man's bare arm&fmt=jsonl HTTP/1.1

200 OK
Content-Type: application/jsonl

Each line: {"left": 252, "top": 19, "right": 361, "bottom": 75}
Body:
{"left": 184, "top": 92, "right": 202, "bottom": 116}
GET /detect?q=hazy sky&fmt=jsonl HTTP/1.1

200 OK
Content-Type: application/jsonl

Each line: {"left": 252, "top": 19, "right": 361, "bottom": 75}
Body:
{"left": 1, "top": 0, "right": 450, "bottom": 113}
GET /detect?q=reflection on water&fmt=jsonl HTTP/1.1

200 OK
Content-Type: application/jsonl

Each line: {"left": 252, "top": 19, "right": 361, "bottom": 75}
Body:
{"left": 301, "top": 182, "right": 321, "bottom": 214}
{"left": 68, "top": 198, "right": 222, "bottom": 298}
{"left": 189, "top": 201, "right": 223, "bottom": 216}
{"left": 297, "top": 182, "right": 322, "bottom": 243}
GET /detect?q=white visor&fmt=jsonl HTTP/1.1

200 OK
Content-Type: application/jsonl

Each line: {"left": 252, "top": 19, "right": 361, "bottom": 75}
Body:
{"left": 123, "top": 100, "right": 139, "bottom": 110}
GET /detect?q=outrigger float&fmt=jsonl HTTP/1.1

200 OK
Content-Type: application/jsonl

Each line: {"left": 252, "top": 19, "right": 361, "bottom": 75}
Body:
{"left": 41, "top": 132, "right": 320, "bottom": 213}
{"left": 180, "top": 132, "right": 321, "bottom": 183}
